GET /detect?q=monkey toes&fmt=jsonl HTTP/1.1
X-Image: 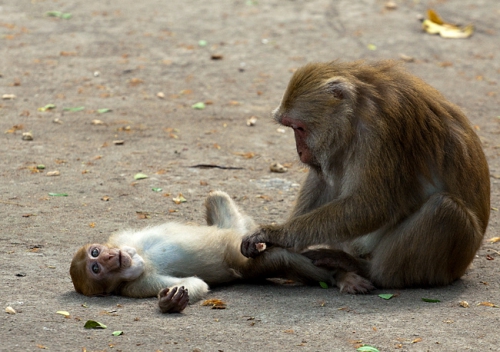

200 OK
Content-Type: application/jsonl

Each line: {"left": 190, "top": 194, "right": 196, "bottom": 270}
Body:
{"left": 158, "top": 286, "right": 189, "bottom": 313}
{"left": 337, "top": 272, "right": 375, "bottom": 294}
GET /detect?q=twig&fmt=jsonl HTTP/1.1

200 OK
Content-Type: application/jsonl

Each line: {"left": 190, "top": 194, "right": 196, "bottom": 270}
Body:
{"left": 189, "top": 164, "right": 244, "bottom": 170}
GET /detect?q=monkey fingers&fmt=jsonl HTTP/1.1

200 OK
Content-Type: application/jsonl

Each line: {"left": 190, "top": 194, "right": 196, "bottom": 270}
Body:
{"left": 240, "top": 229, "right": 273, "bottom": 258}
{"left": 158, "top": 286, "right": 189, "bottom": 313}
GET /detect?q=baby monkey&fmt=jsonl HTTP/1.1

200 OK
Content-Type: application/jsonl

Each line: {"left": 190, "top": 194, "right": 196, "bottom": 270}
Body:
{"left": 70, "top": 191, "right": 372, "bottom": 313}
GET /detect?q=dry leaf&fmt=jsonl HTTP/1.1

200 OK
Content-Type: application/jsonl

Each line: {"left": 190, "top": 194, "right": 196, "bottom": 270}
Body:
{"left": 478, "top": 301, "right": 498, "bottom": 307}
{"left": 412, "top": 338, "right": 423, "bottom": 343}
{"left": 399, "top": 54, "right": 415, "bottom": 62}
{"left": 136, "top": 211, "right": 150, "bottom": 219}
{"left": 459, "top": 301, "right": 469, "bottom": 308}
{"left": 270, "top": 162, "right": 288, "bottom": 173}
{"left": 234, "top": 151, "right": 255, "bottom": 159}
{"left": 101, "top": 196, "right": 110, "bottom": 201}
{"left": 257, "top": 195, "right": 272, "bottom": 201}
{"left": 246, "top": 116, "right": 257, "bottom": 126}
{"left": 172, "top": 194, "right": 187, "bottom": 204}
{"left": 427, "top": 9, "right": 444, "bottom": 25}
{"left": 89, "top": 222, "right": 96, "bottom": 228}
{"left": 113, "top": 140, "right": 124, "bottom": 145}
{"left": 129, "top": 78, "right": 144, "bottom": 86}
{"left": 201, "top": 299, "right": 226, "bottom": 309}
{"left": 5, "top": 124, "right": 24, "bottom": 134}
{"left": 91, "top": 119, "right": 105, "bottom": 125}
{"left": 422, "top": 9, "right": 474, "bottom": 39}
{"left": 488, "top": 237, "right": 500, "bottom": 243}
{"left": 5, "top": 306, "right": 16, "bottom": 314}
{"left": 46, "top": 170, "right": 60, "bottom": 176}
{"left": 2, "top": 94, "right": 16, "bottom": 100}
{"left": 22, "top": 132, "right": 33, "bottom": 141}
{"left": 439, "top": 61, "right": 453, "bottom": 67}
{"left": 157, "top": 92, "right": 165, "bottom": 99}
{"left": 385, "top": 1, "right": 397, "bottom": 10}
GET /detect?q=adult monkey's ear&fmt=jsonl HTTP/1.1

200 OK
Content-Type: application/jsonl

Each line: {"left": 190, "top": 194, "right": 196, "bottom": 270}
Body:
{"left": 322, "top": 76, "right": 355, "bottom": 100}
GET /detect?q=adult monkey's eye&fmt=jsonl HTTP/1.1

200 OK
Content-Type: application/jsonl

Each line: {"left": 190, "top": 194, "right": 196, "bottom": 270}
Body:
{"left": 92, "top": 263, "right": 100, "bottom": 274}
{"left": 91, "top": 248, "right": 99, "bottom": 257}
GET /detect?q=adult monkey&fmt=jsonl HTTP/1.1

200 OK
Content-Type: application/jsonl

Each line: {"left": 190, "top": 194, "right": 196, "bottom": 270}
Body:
{"left": 241, "top": 60, "right": 490, "bottom": 289}
{"left": 70, "top": 191, "right": 372, "bottom": 313}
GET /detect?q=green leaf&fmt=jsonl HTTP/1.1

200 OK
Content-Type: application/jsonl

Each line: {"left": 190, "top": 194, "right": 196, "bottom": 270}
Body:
{"left": 97, "top": 108, "right": 112, "bottom": 114}
{"left": 357, "top": 345, "right": 380, "bottom": 352}
{"left": 367, "top": 44, "right": 377, "bottom": 51}
{"left": 152, "top": 187, "right": 162, "bottom": 192}
{"left": 38, "top": 104, "right": 56, "bottom": 112}
{"left": 45, "top": 11, "right": 72, "bottom": 19}
{"left": 134, "top": 173, "right": 148, "bottom": 180}
{"left": 63, "top": 106, "right": 84, "bottom": 112}
{"left": 319, "top": 281, "right": 329, "bottom": 289}
{"left": 48, "top": 192, "right": 68, "bottom": 197}
{"left": 84, "top": 320, "right": 107, "bottom": 329}
{"left": 192, "top": 102, "right": 206, "bottom": 110}
{"left": 37, "top": 165, "right": 46, "bottom": 170}
{"left": 198, "top": 40, "right": 208, "bottom": 47}
{"left": 422, "top": 298, "right": 441, "bottom": 303}
{"left": 378, "top": 293, "right": 394, "bottom": 300}
{"left": 112, "top": 331, "right": 123, "bottom": 336}
{"left": 45, "top": 11, "right": 63, "bottom": 17}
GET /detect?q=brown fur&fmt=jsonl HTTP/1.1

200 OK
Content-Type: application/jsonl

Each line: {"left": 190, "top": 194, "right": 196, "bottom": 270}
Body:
{"left": 241, "top": 60, "right": 490, "bottom": 289}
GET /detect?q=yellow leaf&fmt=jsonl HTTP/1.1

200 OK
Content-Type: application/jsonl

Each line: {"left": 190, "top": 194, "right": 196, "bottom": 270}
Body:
{"left": 422, "top": 19, "right": 442, "bottom": 34}
{"left": 488, "top": 237, "right": 500, "bottom": 243}
{"left": 427, "top": 9, "right": 444, "bottom": 25}
{"left": 172, "top": 194, "right": 187, "bottom": 204}
{"left": 201, "top": 298, "right": 226, "bottom": 309}
{"left": 233, "top": 151, "right": 255, "bottom": 159}
{"left": 56, "top": 310, "right": 70, "bottom": 316}
{"left": 439, "top": 24, "right": 474, "bottom": 39}
{"left": 423, "top": 10, "right": 474, "bottom": 39}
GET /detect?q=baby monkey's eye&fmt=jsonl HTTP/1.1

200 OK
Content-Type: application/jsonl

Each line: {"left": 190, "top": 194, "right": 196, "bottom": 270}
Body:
{"left": 91, "top": 248, "right": 99, "bottom": 257}
{"left": 91, "top": 263, "right": 100, "bottom": 274}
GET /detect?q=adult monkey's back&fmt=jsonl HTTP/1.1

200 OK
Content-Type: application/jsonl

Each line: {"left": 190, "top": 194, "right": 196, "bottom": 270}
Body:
{"left": 241, "top": 60, "right": 490, "bottom": 289}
